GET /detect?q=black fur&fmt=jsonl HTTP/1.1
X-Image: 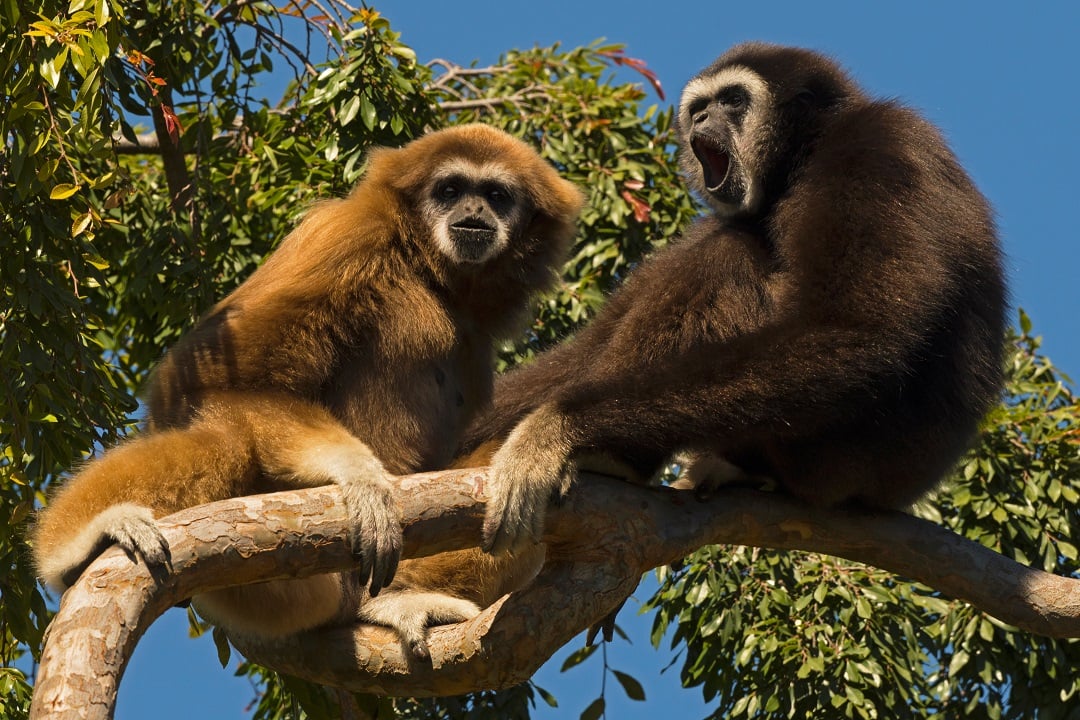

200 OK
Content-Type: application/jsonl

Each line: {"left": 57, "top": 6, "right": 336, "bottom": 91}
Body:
{"left": 464, "top": 42, "right": 1005, "bottom": 518}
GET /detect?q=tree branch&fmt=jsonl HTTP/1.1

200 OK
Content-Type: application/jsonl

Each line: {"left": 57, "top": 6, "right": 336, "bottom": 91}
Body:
{"left": 30, "top": 469, "right": 1080, "bottom": 718}
{"left": 149, "top": 88, "right": 195, "bottom": 225}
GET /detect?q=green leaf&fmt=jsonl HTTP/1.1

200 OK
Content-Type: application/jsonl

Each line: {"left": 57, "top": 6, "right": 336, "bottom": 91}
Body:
{"left": 339, "top": 95, "right": 361, "bottom": 126}
{"left": 82, "top": 253, "right": 109, "bottom": 270}
{"left": 392, "top": 45, "right": 416, "bottom": 63}
{"left": 71, "top": 211, "right": 92, "bottom": 237}
{"left": 94, "top": 0, "right": 110, "bottom": 26}
{"left": 948, "top": 648, "right": 970, "bottom": 676}
{"left": 612, "top": 669, "right": 645, "bottom": 701}
{"left": 50, "top": 183, "right": 81, "bottom": 200}
{"left": 536, "top": 685, "right": 558, "bottom": 708}
{"left": 39, "top": 47, "right": 68, "bottom": 87}
{"left": 212, "top": 627, "right": 231, "bottom": 668}
{"left": 1019, "top": 308, "right": 1032, "bottom": 335}
{"left": 580, "top": 697, "right": 605, "bottom": 720}
{"left": 560, "top": 643, "right": 598, "bottom": 672}
{"left": 359, "top": 94, "right": 376, "bottom": 131}
{"left": 855, "top": 596, "right": 872, "bottom": 620}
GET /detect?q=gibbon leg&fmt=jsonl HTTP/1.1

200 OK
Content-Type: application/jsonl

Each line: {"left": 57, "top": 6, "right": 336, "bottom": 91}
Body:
{"left": 34, "top": 391, "right": 402, "bottom": 605}
{"left": 32, "top": 421, "right": 259, "bottom": 592}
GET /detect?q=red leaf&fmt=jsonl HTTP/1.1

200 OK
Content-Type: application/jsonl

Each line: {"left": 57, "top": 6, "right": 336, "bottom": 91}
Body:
{"left": 620, "top": 189, "right": 651, "bottom": 224}
{"left": 160, "top": 104, "right": 182, "bottom": 144}
{"left": 126, "top": 49, "right": 153, "bottom": 67}
{"left": 599, "top": 49, "right": 665, "bottom": 100}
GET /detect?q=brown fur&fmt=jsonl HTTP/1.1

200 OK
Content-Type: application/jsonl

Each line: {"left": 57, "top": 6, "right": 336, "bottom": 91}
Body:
{"left": 31, "top": 124, "right": 582, "bottom": 643}
{"left": 459, "top": 43, "right": 1006, "bottom": 554}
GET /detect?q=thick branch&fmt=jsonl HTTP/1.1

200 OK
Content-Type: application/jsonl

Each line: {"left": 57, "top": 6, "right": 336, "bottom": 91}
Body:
{"left": 31, "top": 469, "right": 1080, "bottom": 718}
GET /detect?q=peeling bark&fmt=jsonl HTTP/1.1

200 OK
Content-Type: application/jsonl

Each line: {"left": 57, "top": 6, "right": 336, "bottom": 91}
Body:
{"left": 30, "top": 469, "right": 1080, "bottom": 718}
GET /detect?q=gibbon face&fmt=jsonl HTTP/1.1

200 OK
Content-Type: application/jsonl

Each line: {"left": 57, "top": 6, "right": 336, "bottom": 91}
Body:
{"left": 363, "top": 123, "right": 580, "bottom": 279}
{"left": 678, "top": 66, "right": 769, "bottom": 217}
{"left": 677, "top": 44, "right": 860, "bottom": 218}
{"left": 419, "top": 159, "right": 532, "bottom": 265}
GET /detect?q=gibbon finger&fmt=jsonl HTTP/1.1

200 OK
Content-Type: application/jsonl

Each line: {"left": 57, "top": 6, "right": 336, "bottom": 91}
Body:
{"left": 362, "top": 482, "right": 401, "bottom": 594}
{"left": 369, "top": 486, "right": 402, "bottom": 593}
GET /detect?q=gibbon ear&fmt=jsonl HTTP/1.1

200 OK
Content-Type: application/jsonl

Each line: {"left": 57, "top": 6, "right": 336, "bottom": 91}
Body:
{"left": 530, "top": 171, "right": 585, "bottom": 231}
{"left": 361, "top": 144, "right": 417, "bottom": 196}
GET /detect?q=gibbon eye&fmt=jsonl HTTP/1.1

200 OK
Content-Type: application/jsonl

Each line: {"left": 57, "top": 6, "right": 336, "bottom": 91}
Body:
{"left": 688, "top": 99, "right": 708, "bottom": 118}
{"left": 438, "top": 183, "right": 460, "bottom": 200}
{"left": 487, "top": 187, "right": 509, "bottom": 203}
{"left": 717, "top": 88, "right": 747, "bottom": 109}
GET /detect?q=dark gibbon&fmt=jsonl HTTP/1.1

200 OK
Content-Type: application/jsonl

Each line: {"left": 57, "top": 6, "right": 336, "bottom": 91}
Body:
{"left": 31, "top": 124, "right": 583, "bottom": 643}
{"left": 459, "top": 42, "right": 1007, "bottom": 555}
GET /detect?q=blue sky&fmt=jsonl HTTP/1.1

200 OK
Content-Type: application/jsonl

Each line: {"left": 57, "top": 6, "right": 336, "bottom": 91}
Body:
{"left": 113, "top": 2, "right": 1080, "bottom": 718}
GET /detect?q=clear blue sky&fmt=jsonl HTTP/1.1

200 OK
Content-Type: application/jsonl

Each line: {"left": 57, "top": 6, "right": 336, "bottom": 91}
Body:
{"left": 114, "top": 2, "right": 1080, "bottom": 718}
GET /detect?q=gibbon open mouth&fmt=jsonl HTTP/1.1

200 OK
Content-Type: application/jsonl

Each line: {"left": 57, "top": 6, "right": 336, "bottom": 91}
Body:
{"left": 692, "top": 136, "right": 731, "bottom": 192}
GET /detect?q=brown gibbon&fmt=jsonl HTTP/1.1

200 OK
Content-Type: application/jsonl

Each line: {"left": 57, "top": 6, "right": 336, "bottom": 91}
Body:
{"left": 31, "top": 123, "right": 583, "bottom": 645}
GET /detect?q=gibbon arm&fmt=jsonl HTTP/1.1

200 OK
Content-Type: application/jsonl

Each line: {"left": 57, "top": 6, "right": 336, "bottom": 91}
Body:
{"left": 482, "top": 325, "right": 909, "bottom": 551}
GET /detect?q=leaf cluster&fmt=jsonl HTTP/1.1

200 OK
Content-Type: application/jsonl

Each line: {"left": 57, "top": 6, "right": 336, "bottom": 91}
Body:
{"left": 2, "top": 2, "right": 434, "bottom": 714}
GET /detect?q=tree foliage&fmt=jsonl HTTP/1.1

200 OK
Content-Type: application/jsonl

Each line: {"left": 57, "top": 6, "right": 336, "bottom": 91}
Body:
{"left": 2, "top": 2, "right": 1078, "bottom": 719}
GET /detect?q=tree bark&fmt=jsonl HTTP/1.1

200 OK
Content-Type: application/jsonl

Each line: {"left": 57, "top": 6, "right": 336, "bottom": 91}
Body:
{"left": 150, "top": 89, "right": 193, "bottom": 222}
{"left": 30, "top": 468, "right": 1080, "bottom": 719}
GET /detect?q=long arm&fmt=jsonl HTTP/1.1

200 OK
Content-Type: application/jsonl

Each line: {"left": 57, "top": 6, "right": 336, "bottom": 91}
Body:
{"left": 458, "top": 291, "right": 635, "bottom": 455}
{"left": 481, "top": 321, "right": 915, "bottom": 551}
{"left": 460, "top": 223, "right": 771, "bottom": 455}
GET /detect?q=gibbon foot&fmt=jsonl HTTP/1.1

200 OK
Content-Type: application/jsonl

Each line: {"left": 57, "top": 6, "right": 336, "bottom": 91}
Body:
{"left": 51, "top": 503, "right": 169, "bottom": 590}
{"left": 671, "top": 451, "right": 750, "bottom": 500}
{"left": 359, "top": 590, "right": 482, "bottom": 660}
